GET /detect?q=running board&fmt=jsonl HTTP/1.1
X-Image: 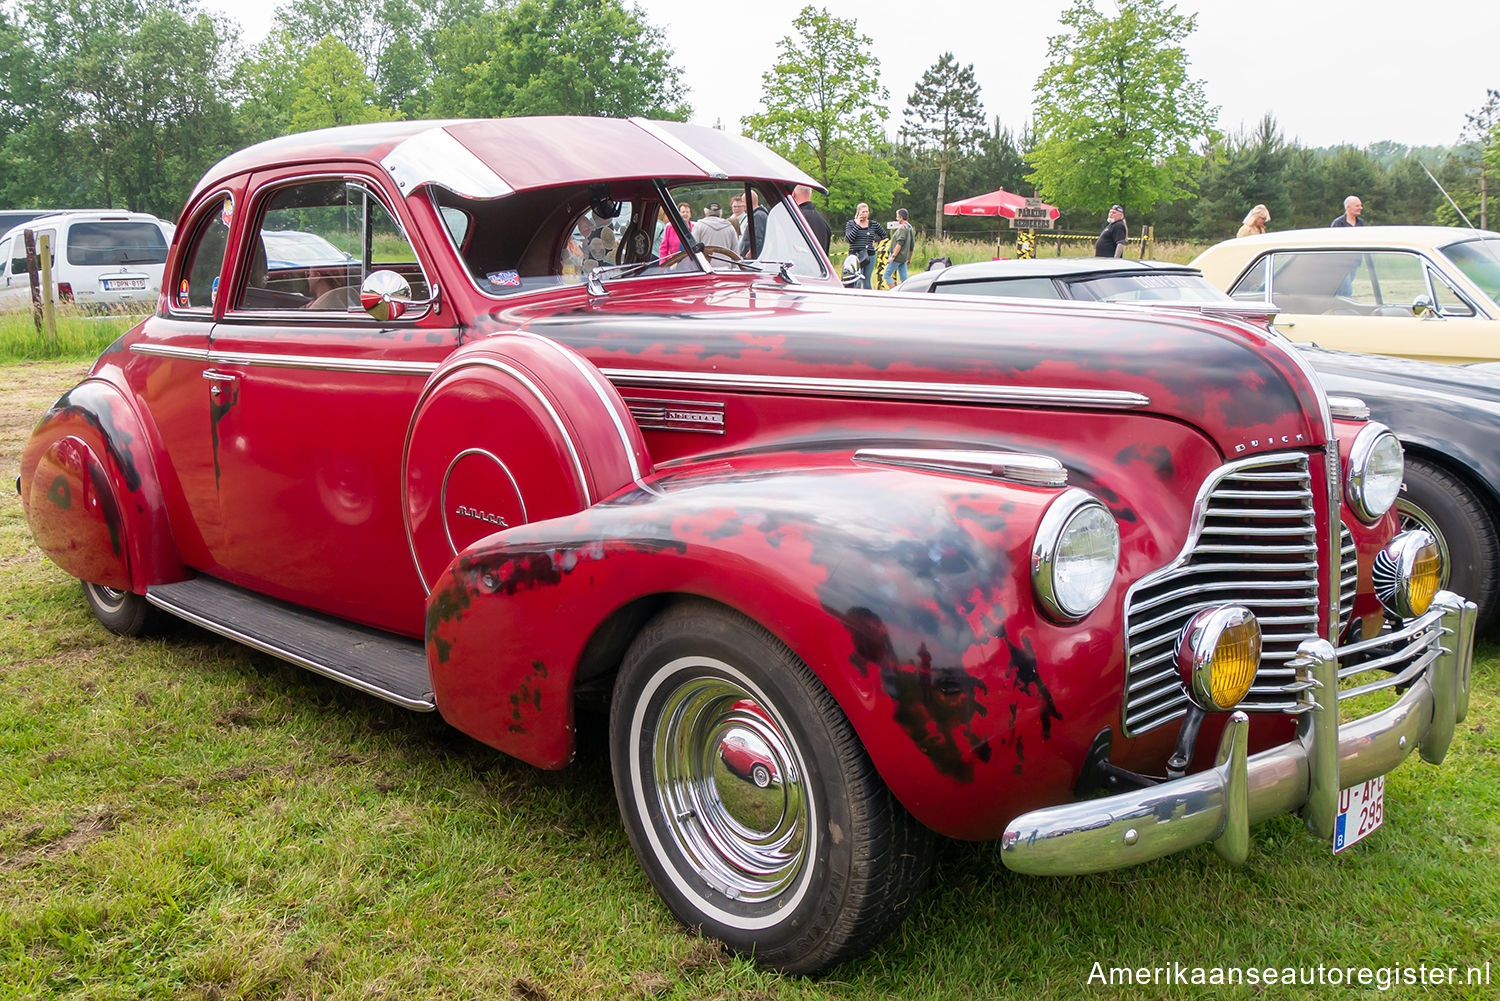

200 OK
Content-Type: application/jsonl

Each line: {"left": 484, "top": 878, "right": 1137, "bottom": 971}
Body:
{"left": 146, "top": 576, "right": 435, "bottom": 711}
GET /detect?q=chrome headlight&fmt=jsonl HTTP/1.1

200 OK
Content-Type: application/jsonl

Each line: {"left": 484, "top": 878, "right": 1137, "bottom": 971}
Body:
{"left": 1345, "top": 423, "right": 1403, "bottom": 523}
{"left": 1032, "top": 489, "right": 1120, "bottom": 621}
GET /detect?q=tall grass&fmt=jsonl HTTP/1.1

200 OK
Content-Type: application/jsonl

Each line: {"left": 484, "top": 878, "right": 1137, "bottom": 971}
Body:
{"left": 0, "top": 306, "right": 142, "bottom": 363}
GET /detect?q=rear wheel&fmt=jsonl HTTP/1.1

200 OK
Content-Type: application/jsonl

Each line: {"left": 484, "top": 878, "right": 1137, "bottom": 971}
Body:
{"left": 82, "top": 581, "right": 163, "bottom": 636}
{"left": 609, "top": 601, "right": 933, "bottom": 974}
{"left": 1397, "top": 457, "right": 1498, "bottom": 630}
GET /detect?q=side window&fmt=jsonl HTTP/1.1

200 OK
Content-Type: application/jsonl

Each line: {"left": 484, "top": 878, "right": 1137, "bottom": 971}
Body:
{"left": 560, "top": 201, "right": 634, "bottom": 281}
{"left": 1228, "top": 256, "right": 1269, "bottom": 301}
{"left": 1350, "top": 252, "right": 1425, "bottom": 311}
{"left": 238, "top": 178, "right": 428, "bottom": 313}
{"left": 0, "top": 239, "right": 11, "bottom": 278}
{"left": 175, "top": 195, "right": 231, "bottom": 311}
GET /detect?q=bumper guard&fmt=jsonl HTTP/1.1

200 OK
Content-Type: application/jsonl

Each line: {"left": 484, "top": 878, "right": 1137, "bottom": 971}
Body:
{"left": 1000, "top": 590, "right": 1475, "bottom": 875}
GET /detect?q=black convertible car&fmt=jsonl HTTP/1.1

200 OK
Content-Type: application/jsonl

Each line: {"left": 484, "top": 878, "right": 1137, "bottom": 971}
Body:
{"left": 898, "top": 257, "right": 1500, "bottom": 635}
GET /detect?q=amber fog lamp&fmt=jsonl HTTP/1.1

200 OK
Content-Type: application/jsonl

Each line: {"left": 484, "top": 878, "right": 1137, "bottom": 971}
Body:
{"left": 1374, "top": 530, "right": 1442, "bottom": 618}
{"left": 1177, "top": 605, "right": 1261, "bottom": 711}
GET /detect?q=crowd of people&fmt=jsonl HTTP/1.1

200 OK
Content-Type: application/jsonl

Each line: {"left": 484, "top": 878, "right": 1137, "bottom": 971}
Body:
{"left": 633, "top": 186, "right": 1375, "bottom": 291}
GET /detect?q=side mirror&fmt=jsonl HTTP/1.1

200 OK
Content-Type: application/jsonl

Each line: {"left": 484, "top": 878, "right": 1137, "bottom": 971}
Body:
{"left": 360, "top": 270, "right": 439, "bottom": 321}
{"left": 1411, "top": 294, "right": 1438, "bottom": 319}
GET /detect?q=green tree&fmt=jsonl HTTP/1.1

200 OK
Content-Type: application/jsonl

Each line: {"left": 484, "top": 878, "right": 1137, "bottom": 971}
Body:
{"left": 275, "top": 0, "right": 486, "bottom": 115}
{"left": 427, "top": 0, "right": 688, "bottom": 120}
{"left": 1027, "top": 0, "right": 1217, "bottom": 219}
{"left": 742, "top": 5, "right": 903, "bottom": 227}
{"left": 1193, "top": 115, "right": 1291, "bottom": 240}
{"left": 902, "top": 53, "right": 984, "bottom": 238}
{"left": 1457, "top": 89, "right": 1499, "bottom": 229}
{"left": 288, "top": 35, "right": 397, "bottom": 131}
{"left": 2, "top": 0, "right": 241, "bottom": 216}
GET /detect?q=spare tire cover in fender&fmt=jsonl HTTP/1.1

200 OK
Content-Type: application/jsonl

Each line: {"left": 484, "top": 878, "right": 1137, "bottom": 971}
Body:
{"left": 403, "top": 333, "right": 652, "bottom": 588}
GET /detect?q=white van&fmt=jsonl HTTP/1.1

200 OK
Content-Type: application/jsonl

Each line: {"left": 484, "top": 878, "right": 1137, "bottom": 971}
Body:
{"left": 0, "top": 211, "right": 175, "bottom": 310}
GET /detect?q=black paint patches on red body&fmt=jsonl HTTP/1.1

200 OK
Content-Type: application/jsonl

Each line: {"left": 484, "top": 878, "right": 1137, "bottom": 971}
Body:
{"left": 46, "top": 385, "right": 143, "bottom": 492}
{"left": 860, "top": 625, "right": 993, "bottom": 784}
{"left": 1116, "top": 443, "right": 1176, "bottom": 483}
{"left": 1003, "top": 634, "right": 1061, "bottom": 740}
{"left": 508, "top": 660, "right": 548, "bottom": 734}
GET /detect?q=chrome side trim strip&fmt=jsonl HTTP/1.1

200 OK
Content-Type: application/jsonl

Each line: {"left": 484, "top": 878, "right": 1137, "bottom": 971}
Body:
{"left": 131, "top": 345, "right": 1151, "bottom": 409}
{"left": 599, "top": 368, "right": 1151, "bottom": 409}
{"left": 131, "top": 343, "right": 439, "bottom": 377}
{"left": 143, "top": 590, "right": 436, "bottom": 712}
{"left": 856, "top": 448, "right": 1068, "bottom": 487}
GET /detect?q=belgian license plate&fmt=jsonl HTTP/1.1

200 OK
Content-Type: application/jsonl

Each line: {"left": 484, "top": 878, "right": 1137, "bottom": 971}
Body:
{"left": 103, "top": 277, "right": 146, "bottom": 291}
{"left": 1334, "top": 775, "right": 1385, "bottom": 852}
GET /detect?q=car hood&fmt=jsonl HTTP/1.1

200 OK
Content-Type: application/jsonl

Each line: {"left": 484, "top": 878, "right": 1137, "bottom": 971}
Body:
{"left": 1302, "top": 345, "right": 1500, "bottom": 407}
{"left": 490, "top": 280, "right": 1331, "bottom": 455}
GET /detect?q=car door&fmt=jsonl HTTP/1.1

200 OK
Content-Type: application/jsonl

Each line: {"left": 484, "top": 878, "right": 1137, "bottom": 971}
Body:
{"left": 126, "top": 191, "right": 237, "bottom": 573}
{"left": 206, "top": 170, "right": 455, "bottom": 636}
{"left": 1238, "top": 250, "right": 1487, "bottom": 363}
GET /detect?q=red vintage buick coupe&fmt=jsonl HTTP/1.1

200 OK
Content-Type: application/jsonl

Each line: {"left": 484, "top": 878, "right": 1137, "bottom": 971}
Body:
{"left": 17, "top": 118, "right": 1476, "bottom": 973}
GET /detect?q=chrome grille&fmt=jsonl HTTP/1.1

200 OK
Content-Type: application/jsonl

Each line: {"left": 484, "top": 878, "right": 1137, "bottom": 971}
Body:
{"left": 1338, "top": 521, "right": 1358, "bottom": 637}
{"left": 1123, "top": 453, "right": 1323, "bottom": 735}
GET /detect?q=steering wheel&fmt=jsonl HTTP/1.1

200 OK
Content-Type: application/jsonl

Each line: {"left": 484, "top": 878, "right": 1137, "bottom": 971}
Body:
{"left": 702, "top": 245, "right": 742, "bottom": 264}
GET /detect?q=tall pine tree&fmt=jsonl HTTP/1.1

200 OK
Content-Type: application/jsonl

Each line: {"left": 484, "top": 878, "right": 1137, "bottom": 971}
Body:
{"left": 902, "top": 53, "right": 984, "bottom": 239}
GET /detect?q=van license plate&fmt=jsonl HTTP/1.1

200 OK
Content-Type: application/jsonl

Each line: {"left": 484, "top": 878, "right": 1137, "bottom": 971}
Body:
{"left": 103, "top": 278, "right": 146, "bottom": 290}
{"left": 1333, "top": 775, "right": 1384, "bottom": 852}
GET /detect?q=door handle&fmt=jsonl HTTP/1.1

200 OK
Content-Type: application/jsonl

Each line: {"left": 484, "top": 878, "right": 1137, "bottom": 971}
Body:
{"left": 201, "top": 370, "right": 238, "bottom": 399}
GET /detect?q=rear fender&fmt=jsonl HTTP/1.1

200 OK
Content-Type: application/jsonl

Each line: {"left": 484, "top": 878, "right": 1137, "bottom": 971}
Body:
{"left": 426, "top": 459, "right": 1109, "bottom": 839}
{"left": 404, "top": 332, "right": 652, "bottom": 589}
{"left": 20, "top": 378, "right": 183, "bottom": 591}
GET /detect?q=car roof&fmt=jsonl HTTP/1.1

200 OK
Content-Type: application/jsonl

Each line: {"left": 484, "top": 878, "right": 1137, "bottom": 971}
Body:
{"left": 1194, "top": 225, "right": 1500, "bottom": 268}
{"left": 193, "top": 117, "right": 823, "bottom": 203}
{"left": 911, "top": 258, "right": 1197, "bottom": 284}
{"left": 0, "top": 210, "right": 170, "bottom": 243}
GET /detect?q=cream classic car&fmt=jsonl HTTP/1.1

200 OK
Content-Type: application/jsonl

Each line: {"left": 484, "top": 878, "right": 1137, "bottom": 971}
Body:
{"left": 1193, "top": 226, "right": 1500, "bottom": 364}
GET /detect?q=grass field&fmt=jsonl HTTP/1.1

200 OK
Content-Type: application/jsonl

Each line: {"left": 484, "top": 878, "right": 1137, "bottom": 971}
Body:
{"left": 3, "top": 358, "right": 1497, "bottom": 1000}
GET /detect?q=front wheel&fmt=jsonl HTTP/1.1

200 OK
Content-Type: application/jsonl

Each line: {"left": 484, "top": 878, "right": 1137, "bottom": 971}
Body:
{"left": 82, "top": 581, "right": 163, "bottom": 636}
{"left": 1397, "top": 458, "right": 1499, "bottom": 631}
{"left": 609, "top": 601, "right": 933, "bottom": 974}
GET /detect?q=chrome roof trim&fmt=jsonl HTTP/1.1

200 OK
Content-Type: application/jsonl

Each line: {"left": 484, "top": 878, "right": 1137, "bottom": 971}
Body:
{"left": 382, "top": 126, "right": 514, "bottom": 200}
{"left": 628, "top": 117, "right": 728, "bottom": 179}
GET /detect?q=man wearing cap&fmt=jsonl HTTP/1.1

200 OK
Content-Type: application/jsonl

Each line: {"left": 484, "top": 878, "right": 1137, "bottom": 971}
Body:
{"left": 692, "top": 201, "right": 739, "bottom": 253}
{"left": 1095, "top": 204, "right": 1127, "bottom": 258}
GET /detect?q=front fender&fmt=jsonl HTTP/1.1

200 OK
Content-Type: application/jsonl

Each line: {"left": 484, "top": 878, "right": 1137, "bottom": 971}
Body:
{"left": 20, "top": 377, "right": 183, "bottom": 592}
{"left": 426, "top": 456, "right": 1131, "bottom": 839}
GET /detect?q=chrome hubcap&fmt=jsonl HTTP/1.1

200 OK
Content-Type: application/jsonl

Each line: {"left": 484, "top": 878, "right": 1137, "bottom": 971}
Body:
{"left": 1395, "top": 499, "right": 1451, "bottom": 587}
{"left": 87, "top": 582, "right": 128, "bottom": 612}
{"left": 648, "top": 667, "right": 810, "bottom": 903}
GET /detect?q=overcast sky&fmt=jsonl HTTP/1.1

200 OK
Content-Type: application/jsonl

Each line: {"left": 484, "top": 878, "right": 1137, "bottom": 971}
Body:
{"left": 216, "top": 0, "right": 1498, "bottom": 150}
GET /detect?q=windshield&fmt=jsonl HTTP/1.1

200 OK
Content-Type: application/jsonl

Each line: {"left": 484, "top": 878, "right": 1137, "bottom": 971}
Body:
{"left": 430, "top": 178, "right": 827, "bottom": 298}
{"left": 1068, "top": 272, "right": 1232, "bottom": 303}
{"left": 66, "top": 221, "right": 168, "bottom": 267}
{"left": 1439, "top": 238, "right": 1500, "bottom": 307}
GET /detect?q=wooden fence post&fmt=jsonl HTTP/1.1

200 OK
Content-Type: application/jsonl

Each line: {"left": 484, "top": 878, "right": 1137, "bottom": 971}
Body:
{"left": 38, "top": 233, "right": 58, "bottom": 347}
{"left": 23, "top": 229, "right": 42, "bottom": 334}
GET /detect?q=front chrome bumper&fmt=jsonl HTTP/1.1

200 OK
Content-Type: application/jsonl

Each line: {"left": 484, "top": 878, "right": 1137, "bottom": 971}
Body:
{"left": 1000, "top": 591, "right": 1475, "bottom": 876}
